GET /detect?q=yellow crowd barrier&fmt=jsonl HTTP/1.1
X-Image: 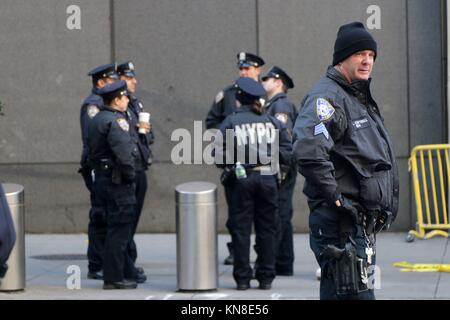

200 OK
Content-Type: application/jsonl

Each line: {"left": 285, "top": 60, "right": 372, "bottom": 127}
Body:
{"left": 407, "top": 144, "right": 450, "bottom": 241}
{"left": 393, "top": 261, "right": 450, "bottom": 273}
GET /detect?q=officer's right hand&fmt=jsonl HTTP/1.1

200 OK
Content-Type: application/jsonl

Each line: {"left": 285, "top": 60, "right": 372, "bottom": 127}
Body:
{"left": 336, "top": 196, "right": 360, "bottom": 224}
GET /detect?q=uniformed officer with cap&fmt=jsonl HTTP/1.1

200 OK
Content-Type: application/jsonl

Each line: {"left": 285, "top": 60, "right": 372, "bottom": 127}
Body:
{"left": 214, "top": 77, "right": 292, "bottom": 290}
{"left": 206, "top": 52, "right": 265, "bottom": 266}
{"left": 293, "top": 22, "right": 399, "bottom": 299}
{"left": 262, "top": 66, "right": 298, "bottom": 276}
{"left": 80, "top": 63, "right": 118, "bottom": 280}
{"left": 88, "top": 80, "right": 139, "bottom": 290}
{"left": 117, "top": 61, "right": 154, "bottom": 281}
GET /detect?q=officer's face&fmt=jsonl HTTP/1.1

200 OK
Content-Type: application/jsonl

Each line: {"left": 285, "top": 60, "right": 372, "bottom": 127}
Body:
{"left": 262, "top": 77, "right": 279, "bottom": 95}
{"left": 239, "top": 66, "right": 260, "bottom": 81}
{"left": 115, "top": 95, "right": 129, "bottom": 112}
{"left": 120, "top": 76, "right": 137, "bottom": 93}
{"left": 339, "top": 50, "right": 374, "bottom": 82}
{"left": 97, "top": 77, "right": 116, "bottom": 89}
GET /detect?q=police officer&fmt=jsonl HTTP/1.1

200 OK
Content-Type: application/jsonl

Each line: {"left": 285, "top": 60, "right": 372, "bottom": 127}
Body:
{"left": 117, "top": 62, "right": 154, "bottom": 280}
{"left": 293, "top": 22, "right": 399, "bottom": 300}
{"left": 261, "top": 66, "right": 297, "bottom": 276}
{"left": 206, "top": 52, "right": 265, "bottom": 265}
{"left": 214, "top": 77, "right": 292, "bottom": 290}
{"left": 88, "top": 80, "right": 138, "bottom": 290}
{"left": 80, "top": 63, "right": 118, "bottom": 280}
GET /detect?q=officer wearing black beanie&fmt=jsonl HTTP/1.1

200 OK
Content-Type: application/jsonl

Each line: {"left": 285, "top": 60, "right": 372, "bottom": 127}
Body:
{"left": 333, "top": 21, "right": 377, "bottom": 66}
{"left": 293, "top": 22, "right": 399, "bottom": 300}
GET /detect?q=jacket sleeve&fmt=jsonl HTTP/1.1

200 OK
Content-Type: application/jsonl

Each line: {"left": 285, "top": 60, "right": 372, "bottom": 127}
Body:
{"left": 107, "top": 119, "right": 135, "bottom": 181}
{"left": 206, "top": 90, "right": 225, "bottom": 130}
{"left": 213, "top": 116, "right": 234, "bottom": 168}
{"left": 292, "top": 95, "right": 347, "bottom": 204}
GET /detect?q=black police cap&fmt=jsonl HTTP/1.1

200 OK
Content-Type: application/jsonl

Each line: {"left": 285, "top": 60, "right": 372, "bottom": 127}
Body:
{"left": 237, "top": 52, "right": 265, "bottom": 68}
{"left": 97, "top": 80, "right": 128, "bottom": 102}
{"left": 117, "top": 61, "right": 136, "bottom": 78}
{"left": 235, "top": 77, "right": 266, "bottom": 98}
{"left": 262, "top": 66, "right": 295, "bottom": 89}
{"left": 87, "top": 63, "right": 118, "bottom": 80}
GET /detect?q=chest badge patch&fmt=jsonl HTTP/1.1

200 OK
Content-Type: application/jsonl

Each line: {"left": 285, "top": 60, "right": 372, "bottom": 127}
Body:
{"left": 87, "top": 105, "right": 100, "bottom": 119}
{"left": 116, "top": 118, "right": 129, "bottom": 132}
{"left": 316, "top": 98, "right": 335, "bottom": 122}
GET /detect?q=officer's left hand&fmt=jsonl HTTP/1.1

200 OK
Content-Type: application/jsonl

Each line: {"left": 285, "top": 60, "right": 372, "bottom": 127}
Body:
{"left": 137, "top": 122, "right": 151, "bottom": 134}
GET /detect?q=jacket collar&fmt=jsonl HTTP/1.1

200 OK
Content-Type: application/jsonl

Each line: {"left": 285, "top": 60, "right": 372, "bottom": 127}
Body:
{"left": 326, "top": 66, "right": 371, "bottom": 96}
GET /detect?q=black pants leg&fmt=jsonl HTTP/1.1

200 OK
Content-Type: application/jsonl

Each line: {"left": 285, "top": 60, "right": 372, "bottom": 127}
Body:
{"left": 85, "top": 172, "right": 107, "bottom": 273}
{"left": 229, "top": 178, "right": 254, "bottom": 284}
{"left": 275, "top": 170, "right": 297, "bottom": 274}
{"left": 253, "top": 174, "right": 278, "bottom": 284}
{"left": 127, "top": 170, "right": 147, "bottom": 263}
{"left": 309, "top": 205, "right": 375, "bottom": 300}
{"left": 224, "top": 184, "right": 235, "bottom": 256}
{"left": 96, "top": 177, "right": 136, "bottom": 283}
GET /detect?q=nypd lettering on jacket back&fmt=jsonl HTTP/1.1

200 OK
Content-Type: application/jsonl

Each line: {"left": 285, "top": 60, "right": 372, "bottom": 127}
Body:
{"left": 234, "top": 122, "right": 276, "bottom": 146}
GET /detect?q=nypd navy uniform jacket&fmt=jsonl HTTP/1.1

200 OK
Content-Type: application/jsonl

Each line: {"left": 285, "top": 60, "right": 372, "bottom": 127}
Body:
{"left": 265, "top": 92, "right": 298, "bottom": 134}
{"left": 206, "top": 84, "right": 239, "bottom": 130}
{"left": 80, "top": 89, "right": 103, "bottom": 166}
{"left": 126, "top": 94, "right": 154, "bottom": 171}
{"left": 87, "top": 106, "right": 137, "bottom": 182}
{"left": 216, "top": 105, "right": 292, "bottom": 169}
{"left": 292, "top": 66, "right": 399, "bottom": 217}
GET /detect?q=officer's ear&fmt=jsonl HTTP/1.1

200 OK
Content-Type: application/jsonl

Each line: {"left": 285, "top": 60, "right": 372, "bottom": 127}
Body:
{"left": 96, "top": 78, "right": 106, "bottom": 88}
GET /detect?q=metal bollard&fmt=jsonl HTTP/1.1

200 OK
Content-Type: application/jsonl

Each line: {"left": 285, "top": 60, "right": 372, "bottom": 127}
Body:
{"left": 175, "top": 181, "right": 217, "bottom": 291}
{"left": 0, "top": 183, "right": 25, "bottom": 292}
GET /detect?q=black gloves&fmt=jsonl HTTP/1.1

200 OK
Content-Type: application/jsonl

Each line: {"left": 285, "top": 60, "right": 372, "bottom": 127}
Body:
{"left": 336, "top": 196, "right": 362, "bottom": 224}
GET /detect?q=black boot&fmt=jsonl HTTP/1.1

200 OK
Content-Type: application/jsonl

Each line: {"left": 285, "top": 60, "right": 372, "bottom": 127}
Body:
{"left": 224, "top": 242, "right": 234, "bottom": 265}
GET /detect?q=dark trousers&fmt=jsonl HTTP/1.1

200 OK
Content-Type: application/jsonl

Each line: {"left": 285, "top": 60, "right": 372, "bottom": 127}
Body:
{"left": 94, "top": 175, "right": 136, "bottom": 283}
{"left": 275, "top": 169, "right": 297, "bottom": 274}
{"left": 82, "top": 171, "right": 107, "bottom": 273}
{"left": 229, "top": 172, "right": 278, "bottom": 284}
{"left": 309, "top": 205, "right": 375, "bottom": 300}
{"left": 127, "top": 170, "right": 148, "bottom": 263}
{"left": 224, "top": 184, "right": 235, "bottom": 254}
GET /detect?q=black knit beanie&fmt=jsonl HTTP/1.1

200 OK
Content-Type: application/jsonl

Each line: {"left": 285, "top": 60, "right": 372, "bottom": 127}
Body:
{"left": 333, "top": 22, "right": 377, "bottom": 66}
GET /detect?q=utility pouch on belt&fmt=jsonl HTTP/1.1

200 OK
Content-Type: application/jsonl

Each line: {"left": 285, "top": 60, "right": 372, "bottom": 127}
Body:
{"left": 112, "top": 167, "right": 122, "bottom": 185}
{"left": 220, "top": 166, "right": 235, "bottom": 186}
{"left": 324, "top": 242, "right": 369, "bottom": 296}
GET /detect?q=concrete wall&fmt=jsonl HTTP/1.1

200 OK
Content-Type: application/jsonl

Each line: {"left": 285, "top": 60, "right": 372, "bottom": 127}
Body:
{"left": 0, "top": 0, "right": 445, "bottom": 232}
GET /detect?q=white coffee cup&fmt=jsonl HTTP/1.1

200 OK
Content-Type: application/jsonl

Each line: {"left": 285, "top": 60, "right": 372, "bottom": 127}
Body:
{"left": 138, "top": 112, "right": 150, "bottom": 134}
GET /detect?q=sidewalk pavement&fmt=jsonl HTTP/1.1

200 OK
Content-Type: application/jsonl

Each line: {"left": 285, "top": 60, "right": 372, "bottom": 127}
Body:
{"left": 0, "top": 233, "right": 449, "bottom": 300}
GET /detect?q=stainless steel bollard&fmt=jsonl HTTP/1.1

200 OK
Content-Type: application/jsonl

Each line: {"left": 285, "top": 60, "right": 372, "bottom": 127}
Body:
{"left": 176, "top": 181, "right": 217, "bottom": 291}
{"left": 0, "top": 183, "right": 25, "bottom": 292}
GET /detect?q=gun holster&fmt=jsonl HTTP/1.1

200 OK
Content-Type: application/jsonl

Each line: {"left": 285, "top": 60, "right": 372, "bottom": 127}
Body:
{"left": 323, "top": 242, "right": 369, "bottom": 296}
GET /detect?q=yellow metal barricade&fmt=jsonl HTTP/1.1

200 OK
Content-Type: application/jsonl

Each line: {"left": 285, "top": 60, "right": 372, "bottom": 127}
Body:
{"left": 408, "top": 144, "right": 450, "bottom": 241}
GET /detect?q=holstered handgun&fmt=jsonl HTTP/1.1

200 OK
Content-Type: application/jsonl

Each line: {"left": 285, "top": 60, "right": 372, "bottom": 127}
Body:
{"left": 323, "top": 242, "right": 369, "bottom": 296}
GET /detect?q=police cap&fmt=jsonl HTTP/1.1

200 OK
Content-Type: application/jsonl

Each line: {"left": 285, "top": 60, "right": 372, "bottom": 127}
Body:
{"left": 237, "top": 52, "right": 265, "bottom": 68}
{"left": 235, "top": 77, "right": 266, "bottom": 101}
{"left": 87, "top": 63, "right": 118, "bottom": 81}
{"left": 262, "top": 66, "right": 294, "bottom": 89}
{"left": 97, "top": 80, "right": 128, "bottom": 102}
{"left": 117, "top": 61, "right": 136, "bottom": 78}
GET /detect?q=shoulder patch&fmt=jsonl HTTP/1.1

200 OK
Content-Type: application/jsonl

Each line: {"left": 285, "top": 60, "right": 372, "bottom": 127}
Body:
{"left": 87, "top": 105, "right": 100, "bottom": 119}
{"left": 116, "top": 118, "right": 129, "bottom": 132}
{"left": 274, "top": 113, "right": 289, "bottom": 124}
{"left": 316, "top": 98, "right": 335, "bottom": 122}
{"left": 215, "top": 91, "right": 224, "bottom": 104}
